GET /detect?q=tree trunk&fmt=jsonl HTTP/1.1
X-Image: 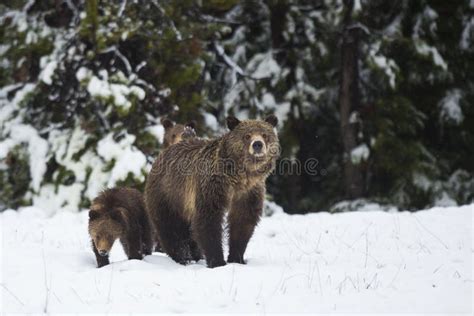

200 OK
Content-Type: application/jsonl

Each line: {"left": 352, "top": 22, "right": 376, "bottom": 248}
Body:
{"left": 339, "top": 0, "right": 364, "bottom": 199}
{"left": 268, "top": 0, "right": 286, "bottom": 54}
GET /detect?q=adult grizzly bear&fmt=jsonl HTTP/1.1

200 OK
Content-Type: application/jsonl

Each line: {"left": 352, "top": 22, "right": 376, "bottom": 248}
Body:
{"left": 88, "top": 187, "right": 153, "bottom": 267}
{"left": 145, "top": 115, "right": 279, "bottom": 268}
{"left": 161, "top": 118, "right": 197, "bottom": 149}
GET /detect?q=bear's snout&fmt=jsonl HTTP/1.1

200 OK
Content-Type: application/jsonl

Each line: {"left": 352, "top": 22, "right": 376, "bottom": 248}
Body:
{"left": 98, "top": 249, "right": 109, "bottom": 256}
{"left": 252, "top": 140, "right": 263, "bottom": 152}
{"left": 249, "top": 135, "right": 266, "bottom": 157}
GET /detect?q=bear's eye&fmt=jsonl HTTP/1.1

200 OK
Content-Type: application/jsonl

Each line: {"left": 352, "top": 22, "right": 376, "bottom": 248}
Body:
{"left": 172, "top": 134, "right": 176, "bottom": 138}
{"left": 244, "top": 134, "right": 251, "bottom": 140}
{"left": 262, "top": 133, "right": 268, "bottom": 140}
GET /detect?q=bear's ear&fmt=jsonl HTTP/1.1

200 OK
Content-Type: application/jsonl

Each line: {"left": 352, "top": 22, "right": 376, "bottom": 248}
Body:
{"left": 161, "top": 118, "right": 174, "bottom": 130}
{"left": 226, "top": 116, "right": 241, "bottom": 131}
{"left": 265, "top": 114, "right": 278, "bottom": 127}
{"left": 185, "top": 120, "right": 196, "bottom": 130}
{"left": 89, "top": 210, "right": 100, "bottom": 221}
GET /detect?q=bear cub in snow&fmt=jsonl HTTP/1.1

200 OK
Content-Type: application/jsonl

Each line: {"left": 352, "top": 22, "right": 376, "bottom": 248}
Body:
{"left": 161, "top": 118, "right": 197, "bottom": 149}
{"left": 88, "top": 187, "right": 153, "bottom": 268}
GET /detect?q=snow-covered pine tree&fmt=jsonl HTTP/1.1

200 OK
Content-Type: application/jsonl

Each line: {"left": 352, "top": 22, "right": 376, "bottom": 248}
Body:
{"left": 356, "top": 0, "right": 474, "bottom": 209}
{"left": 0, "top": 0, "right": 218, "bottom": 211}
{"left": 206, "top": 0, "right": 474, "bottom": 211}
{"left": 0, "top": 0, "right": 472, "bottom": 213}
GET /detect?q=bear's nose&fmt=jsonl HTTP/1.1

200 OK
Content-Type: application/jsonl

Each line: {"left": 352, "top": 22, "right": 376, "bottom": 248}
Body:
{"left": 252, "top": 141, "right": 263, "bottom": 153}
{"left": 99, "top": 250, "right": 108, "bottom": 256}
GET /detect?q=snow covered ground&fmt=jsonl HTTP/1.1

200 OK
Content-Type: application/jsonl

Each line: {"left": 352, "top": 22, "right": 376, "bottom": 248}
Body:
{"left": 1, "top": 204, "right": 472, "bottom": 314}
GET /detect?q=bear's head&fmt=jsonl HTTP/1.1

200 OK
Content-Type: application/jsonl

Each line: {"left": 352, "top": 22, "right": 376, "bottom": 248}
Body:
{"left": 224, "top": 115, "right": 280, "bottom": 175}
{"left": 88, "top": 204, "right": 127, "bottom": 257}
{"left": 162, "top": 118, "right": 196, "bottom": 148}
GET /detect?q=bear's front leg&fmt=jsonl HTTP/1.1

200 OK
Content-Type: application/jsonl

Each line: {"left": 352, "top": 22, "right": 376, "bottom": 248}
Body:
{"left": 227, "top": 185, "right": 264, "bottom": 264}
{"left": 123, "top": 233, "right": 143, "bottom": 260}
{"left": 192, "top": 200, "right": 226, "bottom": 268}
{"left": 92, "top": 242, "right": 110, "bottom": 268}
{"left": 140, "top": 219, "right": 154, "bottom": 256}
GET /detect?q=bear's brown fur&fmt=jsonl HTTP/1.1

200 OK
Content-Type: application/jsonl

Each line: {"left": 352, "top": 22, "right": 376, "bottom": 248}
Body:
{"left": 152, "top": 118, "right": 198, "bottom": 252}
{"left": 161, "top": 118, "right": 197, "bottom": 149}
{"left": 88, "top": 187, "right": 153, "bottom": 268}
{"left": 145, "top": 115, "right": 279, "bottom": 268}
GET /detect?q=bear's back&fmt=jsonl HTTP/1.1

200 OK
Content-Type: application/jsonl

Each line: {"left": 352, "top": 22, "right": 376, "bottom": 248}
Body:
{"left": 154, "top": 137, "right": 219, "bottom": 176}
{"left": 145, "top": 136, "right": 222, "bottom": 219}
{"left": 93, "top": 187, "right": 145, "bottom": 217}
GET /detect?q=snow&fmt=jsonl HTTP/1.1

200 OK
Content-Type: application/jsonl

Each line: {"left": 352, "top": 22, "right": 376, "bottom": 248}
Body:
{"left": 424, "top": 6, "right": 438, "bottom": 21}
{"left": 351, "top": 143, "right": 370, "bottom": 164}
{"left": 439, "top": 89, "right": 463, "bottom": 124}
{"left": 1, "top": 204, "right": 472, "bottom": 313}
{"left": 331, "top": 199, "right": 398, "bottom": 213}
{"left": 434, "top": 192, "right": 458, "bottom": 207}
{"left": 87, "top": 76, "right": 111, "bottom": 98}
{"left": 214, "top": 42, "right": 245, "bottom": 77}
{"left": 25, "top": 128, "right": 149, "bottom": 213}
{"left": 368, "top": 44, "right": 398, "bottom": 88}
{"left": 33, "top": 183, "right": 84, "bottom": 216}
{"left": 0, "top": 84, "right": 50, "bottom": 193}
{"left": 415, "top": 41, "right": 448, "bottom": 71}
{"left": 201, "top": 112, "right": 219, "bottom": 132}
{"left": 274, "top": 101, "right": 291, "bottom": 123}
{"left": 158, "top": 88, "right": 171, "bottom": 97}
{"left": 384, "top": 14, "right": 402, "bottom": 36}
{"left": 146, "top": 124, "right": 165, "bottom": 144}
{"left": 353, "top": 0, "right": 362, "bottom": 13}
{"left": 263, "top": 200, "right": 284, "bottom": 216}
{"left": 460, "top": 16, "right": 474, "bottom": 50}
{"left": 249, "top": 52, "right": 281, "bottom": 80}
{"left": 304, "top": 18, "right": 316, "bottom": 44}
{"left": 7, "top": 124, "right": 49, "bottom": 192}
{"left": 413, "top": 172, "right": 432, "bottom": 192}
{"left": 0, "top": 83, "right": 35, "bottom": 125}
{"left": 97, "top": 133, "right": 147, "bottom": 187}
{"left": 86, "top": 75, "right": 146, "bottom": 111}
{"left": 349, "top": 111, "right": 359, "bottom": 124}
{"left": 255, "top": 92, "right": 292, "bottom": 123}
{"left": 39, "top": 60, "right": 57, "bottom": 85}
{"left": 75, "top": 67, "right": 92, "bottom": 82}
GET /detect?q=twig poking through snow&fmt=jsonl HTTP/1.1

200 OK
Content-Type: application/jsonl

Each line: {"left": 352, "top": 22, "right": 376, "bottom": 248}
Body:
{"left": 228, "top": 265, "right": 235, "bottom": 295}
{"left": 41, "top": 232, "right": 50, "bottom": 313}
{"left": 71, "top": 287, "right": 85, "bottom": 304}
{"left": 1, "top": 284, "right": 25, "bottom": 306}
{"left": 366, "top": 273, "right": 378, "bottom": 289}
{"left": 388, "top": 263, "right": 404, "bottom": 289}
{"left": 413, "top": 215, "right": 449, "bottom": 249}
{"left": 107, "top": 264, "right": 114, "bottom": 304}
{"left": 364, "top": 227, "right": 369, "bottom": 268}
{"left": 316, "top": 261, "right": 323, "bottom": 296}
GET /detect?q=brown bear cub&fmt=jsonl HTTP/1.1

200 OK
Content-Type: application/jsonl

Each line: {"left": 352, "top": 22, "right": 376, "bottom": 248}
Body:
{"left": 88, "top": 187, "right": 153, "bottom": 268}
{"left": 161, "top": 118, "right": 197, "bottom": 149}
{"left": 145, "top": 115, "right": 279, "bottom": 268}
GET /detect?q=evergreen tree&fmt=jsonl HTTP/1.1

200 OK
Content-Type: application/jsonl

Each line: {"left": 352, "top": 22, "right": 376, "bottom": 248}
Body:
{"left": 0, "top": 0, "right": 472, "bottom": 212}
